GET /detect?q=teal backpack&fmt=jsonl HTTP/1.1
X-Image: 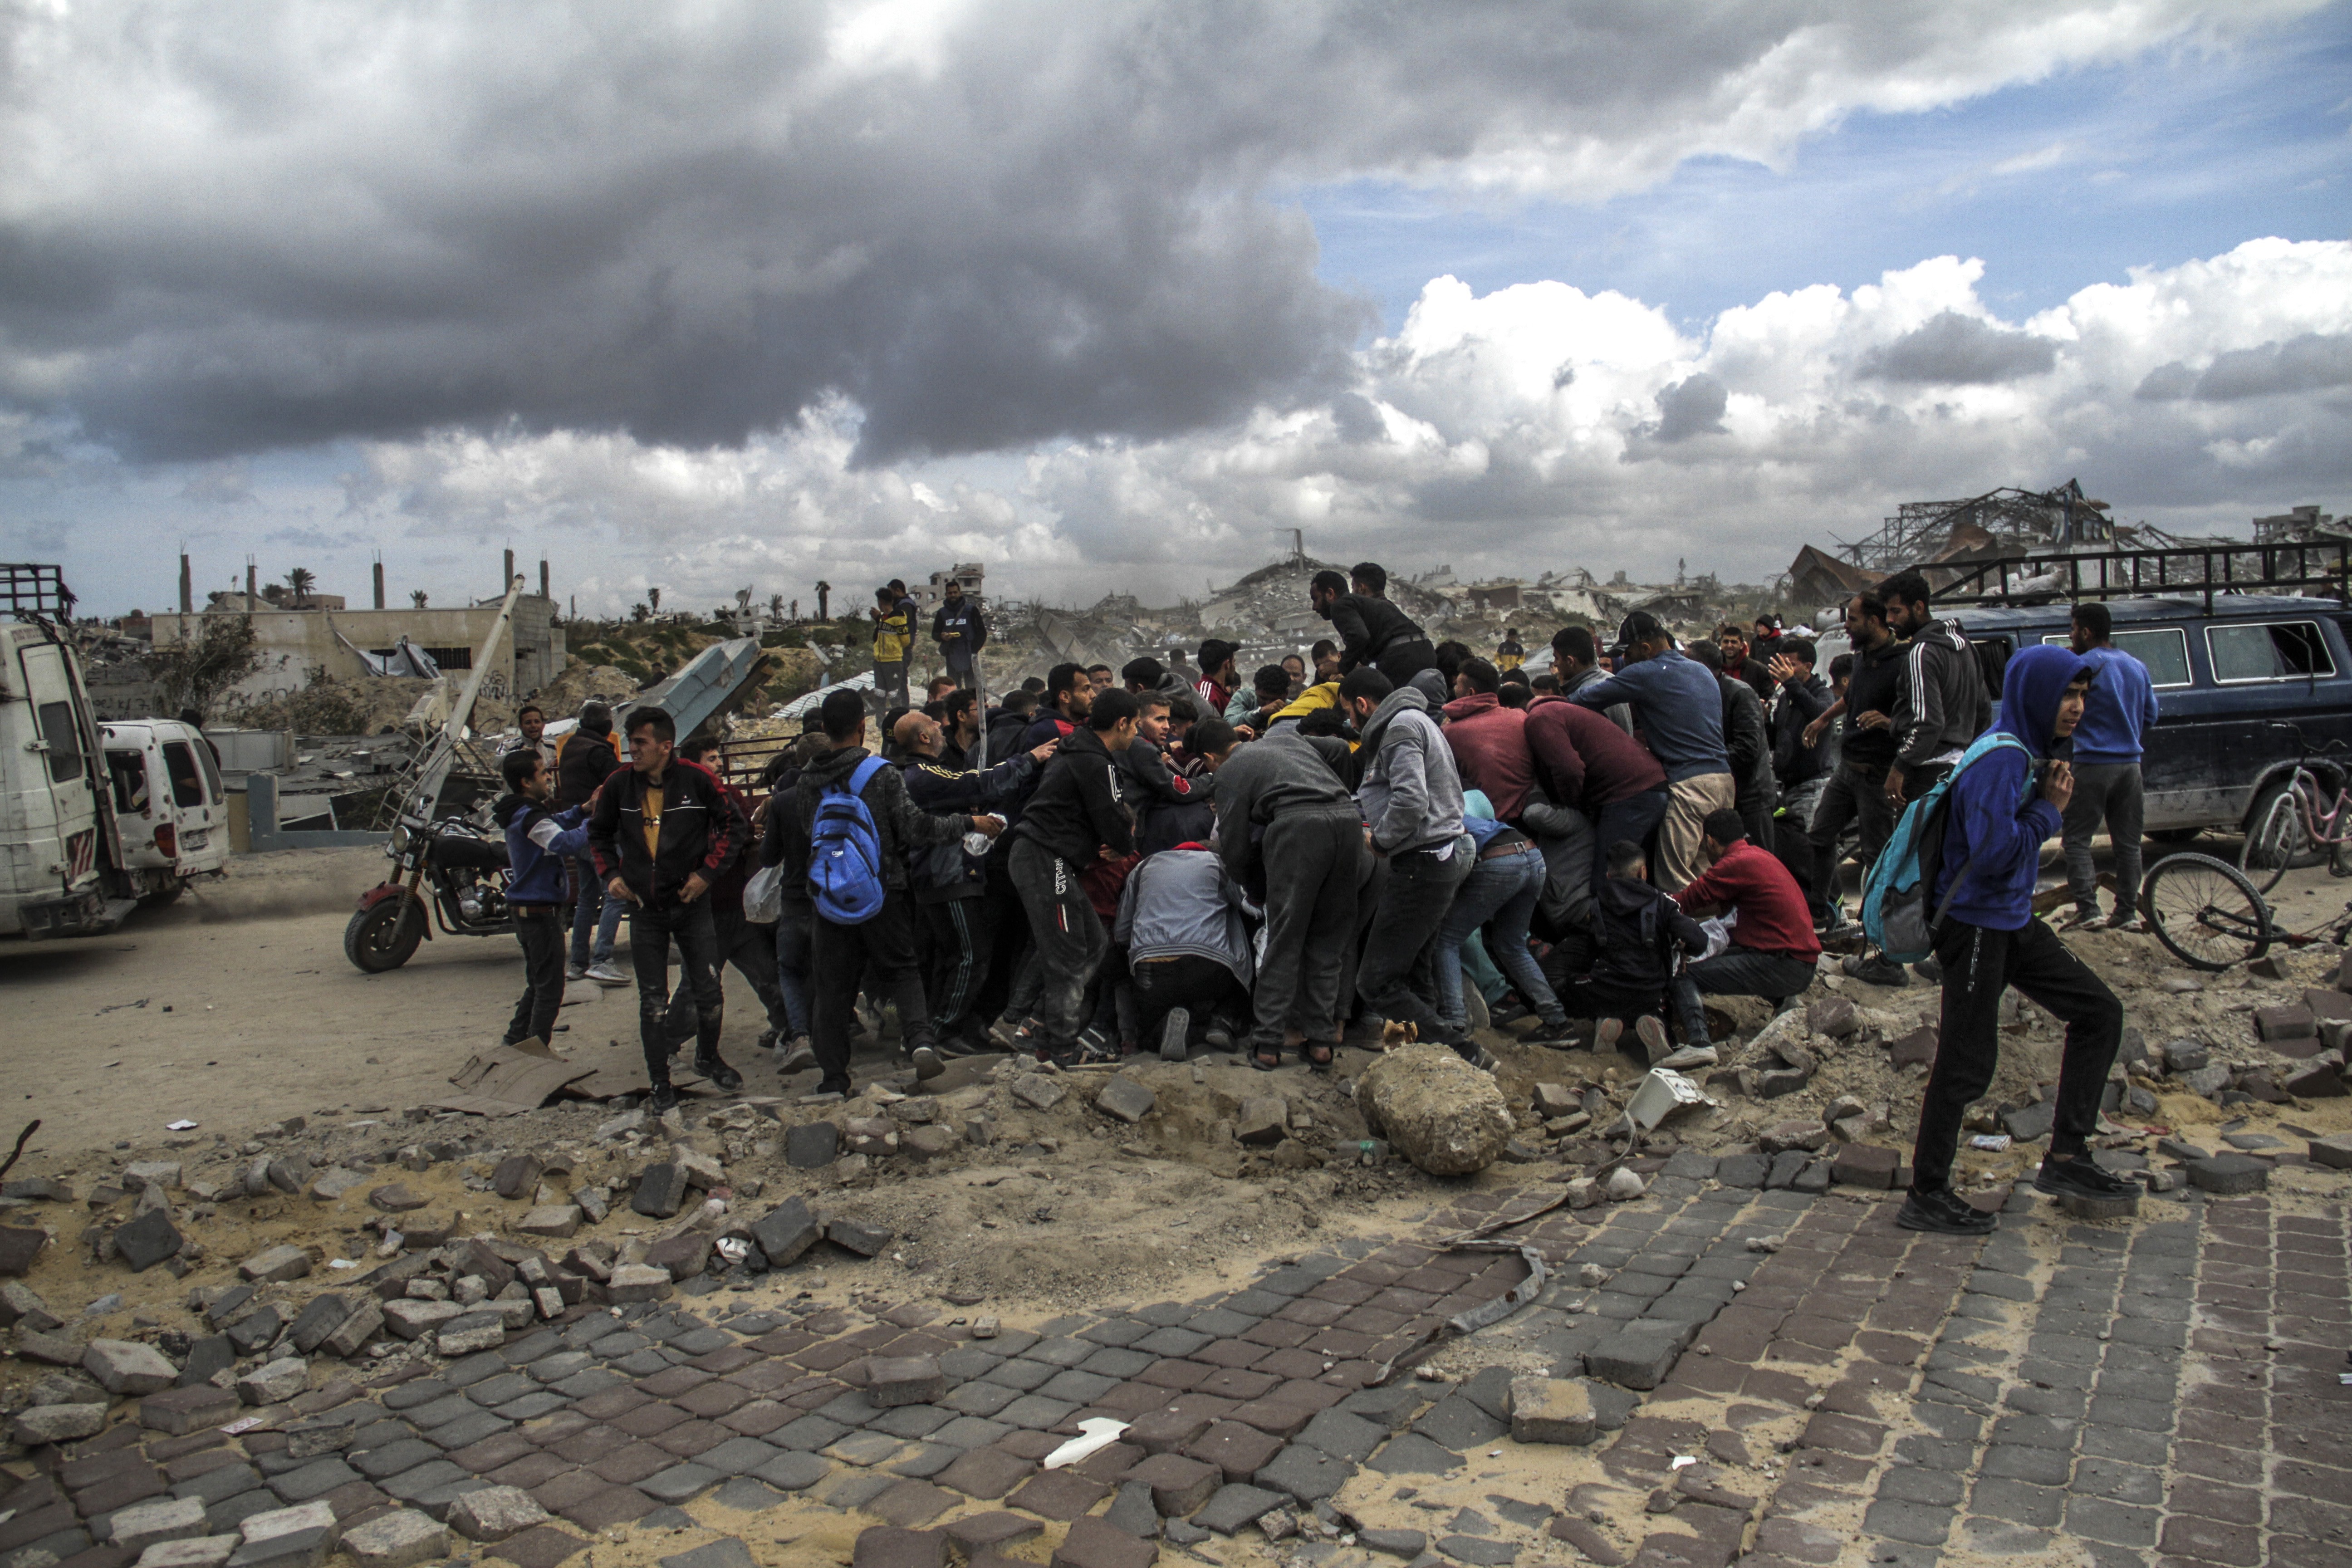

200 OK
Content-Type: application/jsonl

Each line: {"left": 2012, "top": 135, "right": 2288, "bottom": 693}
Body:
{"left": 1861, "top": 731, "right": 2032, "bottom": 963}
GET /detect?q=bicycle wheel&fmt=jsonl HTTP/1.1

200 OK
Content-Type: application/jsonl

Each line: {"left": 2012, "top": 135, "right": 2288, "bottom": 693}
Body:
{"left": 2141, "top": 853, "right": 2272, "bottom": 971}
{"left": 2238, "top": 784, "right": 2305, "bottom": 894}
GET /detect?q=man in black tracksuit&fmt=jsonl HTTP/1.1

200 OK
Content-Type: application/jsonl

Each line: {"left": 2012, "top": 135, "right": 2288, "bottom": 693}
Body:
{"left": 772, "top": 689, "right": 1000, "bottom": 1095}
{"left": 587, "top": 707, "right": 741, "bottom": 1112}
{"left": 1008, "top": 689, "right": 1141, "bottom": 1065}
{"left": 1882, "top": 568, "right": 1992, "bottom": 808}
{"left": 555, "top": 700, "right": 628, "bottom": 980}
{"left": 1804, "top": 593, "right": 1906, "bottom": 931}
{"left": 895, "top": 710, "right": 1052, "bottom": 1054}
{"left": 1310, "top": 568, "right": 1438, "bottom": 685}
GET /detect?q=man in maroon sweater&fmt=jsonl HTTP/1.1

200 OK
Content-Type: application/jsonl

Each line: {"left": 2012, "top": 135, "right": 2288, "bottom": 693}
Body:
{"left": 1523, "top": 691, "right": 1671, "bottom": 891}
{"left": 1668, "top": 808, "right": 1822, "bottom": 1052}
{"left": 1442, "top": 657, "right": 1536, "bottom": 821}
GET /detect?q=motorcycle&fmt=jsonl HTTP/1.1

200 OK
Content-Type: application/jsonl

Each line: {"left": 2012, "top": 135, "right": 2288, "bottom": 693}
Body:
{"left": 343, "top": 812, "right": 518, "bottom": 972}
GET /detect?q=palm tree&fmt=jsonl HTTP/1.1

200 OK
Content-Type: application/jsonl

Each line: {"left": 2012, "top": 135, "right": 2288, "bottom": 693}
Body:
{"left": 410, "top": 589, "right": 429, "bottom": 608}
{"left": 284, "top": 567, "right": 316, "bottom": 607}
{"left": 815, "top": 580, "right": 831, "bottom": 620}
{"left": 631, "top": 603, "right": 650, "bottom": 622}
{"left": 647, "top": 586, "right": 662, "bottom": 613}
{"left": 768, "top": 593, "right": 784, "bottom": 621}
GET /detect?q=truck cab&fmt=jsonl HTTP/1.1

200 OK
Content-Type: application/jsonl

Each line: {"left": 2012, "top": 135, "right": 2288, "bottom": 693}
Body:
{"left": 101, "top": 719, "right": 232, "bottom": 902}
{"left": 1, "top": 615, "right": 136, "bottom": 938}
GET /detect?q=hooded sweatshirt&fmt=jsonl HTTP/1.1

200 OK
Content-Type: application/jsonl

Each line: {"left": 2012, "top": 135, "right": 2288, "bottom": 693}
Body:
{"left": 1932, "top": 643, "right": 2084, "bottom": 932}
{"left": 772, "top": 745, "right": 967, "bottom": 899}
{"left": 1014, "top": 727, "right": 1136, "bottom": 866}
{"left": 1209, "top": 725, "right": 1355, "bottom": 885}
{"left": 2071, "top": 643, "right": 2158, "bottom": 765}
{"left": 495, "top": 795, "right": 589, "bottom": 904}
{"left": 1441, "top": 691, "right": 1536, "bottom": 821}
{"left": 1355, "top": 686, "right": 1467, "bottom": 854}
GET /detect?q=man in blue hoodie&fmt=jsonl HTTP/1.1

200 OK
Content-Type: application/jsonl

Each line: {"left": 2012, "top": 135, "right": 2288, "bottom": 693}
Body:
{"left": 2061, "top": 602, "right": 2159, "bottom": 932}
{"left": 494, "top": 748, "right": 592, "bottom": 1049}
{"left": 1901, "top": 644, "right": 2133, "bottom": 1235}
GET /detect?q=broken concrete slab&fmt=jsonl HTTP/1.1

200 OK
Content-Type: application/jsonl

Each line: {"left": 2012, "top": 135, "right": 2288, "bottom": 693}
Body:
{"left": 86, "top": 1337, "right": 179, "bottom": 1396}
{"left": 1506, "top": 1377, "right": 1596, "bottom": 1446}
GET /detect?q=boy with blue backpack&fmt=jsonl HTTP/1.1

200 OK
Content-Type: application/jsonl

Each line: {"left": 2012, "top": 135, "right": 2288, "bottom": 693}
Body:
{"left": 773, "top": 688, "right": 1005, "bottom": 1098}
{"left": 1886, "top": 643, "right": 2133, "bottom": 1235}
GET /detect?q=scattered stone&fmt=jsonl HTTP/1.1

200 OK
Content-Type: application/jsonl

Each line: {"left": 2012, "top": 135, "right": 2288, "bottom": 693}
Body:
{"left": 9, "top": 1402, "right": 107, "bottom": 1445}
{"left": 2187, "top": 1155, "right": 2269, "bottom": 1195}
{"left": 749, "top": 1197, "right": 821, "bottom": 1268}
{"left": 2162, "top": 1040, "right": 2211, "bottom": 1073}
{"left": 632, "top": 1163, "right": 689, "bottom": 1219}
{"left": 1602, "top": 1167, "right": 1645, "bottom": 1202}
{"left": 236, "top": 1357, "right": 310, "bottom": 1405}
{"left": 2001, "top": 1102, "right": 2056, "bottom": 1142}
{"left": 1507, "top": 1377, "right": 1596, "bottom": 1446}
{"left": 1010, "top": 1075, "right": 1068, "bottom": 1112}
{"left": 1354, "top": 1043, "right": 1514, "bottom": 1176}
{"left": 136, "top": 1538, "right": 240, "bottom": 1568}
{"left": 1358, "top": 1528, "right": 1428, "bottom": 1557}
{"left": 111, "top": 1498, "right": 212, "bottom": 1552}
{"left": 436, "top": 1313, "right": 508, "bottom": 1357}
{"left": 2283, "top": 1062, "right": 2347, "bottom": 1098}
{"left": 606, "top": 1264, "right": 672, "bottom": 1302}
{"left": 2256, "top": 1004, "right": 2316, "bottom": 1042}
{"left": 113, "top": 1207, "right": 185, "bottom": 1272}
{"left": 867, "top": 1355, "right": 946, "bottom": 1408}
{"left": 85, "top": 1336, "right": 178, "bottom": 1395}
{"left": 17, "top": 1328, "right": 86, "bottom": 1365}
{"left": 140, "top": 1383, "right": 240, "bottom": 1435}
{"left": 1805, "top": 997, "right": 1857, "bottom": 1038}
{"left": 1564, "top": 1177, "right": 1600, "bottom": 1209}
{"left": 239, "top": 1245, "right": 312, "bottom": 1284}
{"left": 1533, "top": 1083, "right": 1579, "bottom": 1118}
{"left": 339, "top": 1511, "right": 446, "bottom": 1568}
{"left": 490, "top": 1156, "right": 541, "bottom": 1200}
{"left": 1759, "top": 1120, "right": 1828, "bottom": 1155}
{"left": 318, "top": 1298, "right": 383, "bottom": 1359}
{"left": 2056, "top": 1187, "right": 2139, "bottom": 1221}
{"left": 2180, "top": 1065, "right": 2231, "bottom": 1098}
{"left": 515, "top": 1205, "right": 583, "bottom": 1238}
{"left": 785, "top": 1122, "right": 840, "bottom": 1169}
{"left": 1235, "top": 1098, "right": 1289, "bottom": 1146}
{"left": 382, "top": 1298, "right": 465, "bottom": 1339}
{"left": 446, "top": 1486, "right": 549, "bottom": 1542}
{"left": 367, "top": 1184, "right": 427, "bottom": 1213}
{"left": 826, "top": 1217, "right": 894, "bottom": 1257}
{"left": 0, "top": 1279, "right": 59, "bottom": 1329}
{"left": 2310, "top": 1133, "right": 2352, "bottom": 1170}
{"left": 1096, "top": 1077, "right": 1156, "bottom": 1124}
{"left": 1830, "top": 1144, "right": 1899, "bottom": 1189}
{"left": 1888, "top": 1026, "right": 1939, "bottom": 1069}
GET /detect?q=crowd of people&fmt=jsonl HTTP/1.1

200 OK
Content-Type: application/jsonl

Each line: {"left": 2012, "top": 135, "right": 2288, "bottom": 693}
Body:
{"left": 488, "top": 559, "right": 2158, "bottom": 1236}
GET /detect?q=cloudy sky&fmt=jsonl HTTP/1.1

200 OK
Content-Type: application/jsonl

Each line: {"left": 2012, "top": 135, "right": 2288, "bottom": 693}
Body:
{"left": 4, "top": 0, "right": 2348, "bottom": 618}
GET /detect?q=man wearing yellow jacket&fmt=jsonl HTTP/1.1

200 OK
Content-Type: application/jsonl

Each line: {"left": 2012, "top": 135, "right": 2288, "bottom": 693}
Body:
{"left": 871, "top": 585, "right": 912, "bottom": 706}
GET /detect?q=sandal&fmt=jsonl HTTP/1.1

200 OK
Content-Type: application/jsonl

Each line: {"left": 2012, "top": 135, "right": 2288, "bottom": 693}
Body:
{"left": 1250, "top": 1045, "right": 1282, "bottom": 1071}
{"left": 1304, "top": 1042, "right": 1335, "bottom": 1072}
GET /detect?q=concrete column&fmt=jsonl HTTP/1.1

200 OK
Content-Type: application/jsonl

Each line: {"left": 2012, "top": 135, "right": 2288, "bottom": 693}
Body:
{"left": 179, "top": 555, "right": 192, "bottom": 614}
{"left": 245, "top": 560, "right": 256, "bottom": 610}
{"left": 372, "top": 560, "right": 385, "bottom": 609}
{"left": 539, "top": 559, "right": 549, "bottom": 599}
{"left": 504, "top": 548, "right": 515, "bottom": 590}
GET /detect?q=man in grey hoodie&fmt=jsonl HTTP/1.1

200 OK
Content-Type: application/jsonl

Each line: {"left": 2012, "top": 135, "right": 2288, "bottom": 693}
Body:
{"left": 1199, "top": 715, "right": 1361, "bottom": 1069}
{"left": 1338, "top": 668, "right": 1479, "bottom": 1063}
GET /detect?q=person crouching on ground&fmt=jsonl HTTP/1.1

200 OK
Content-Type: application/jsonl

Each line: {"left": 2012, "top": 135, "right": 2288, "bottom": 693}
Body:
{"left": 494, "top": 747, "right": 590, "bottom": 1050}
{"left": 1558, "top": 839, "right": 1708, "bottom": 1063}
{"left": 1900, "top": 644, "right": 2132, "bottom": 1235}
{"left": 586, "top": 707, "right": 743, "bottom": 1112}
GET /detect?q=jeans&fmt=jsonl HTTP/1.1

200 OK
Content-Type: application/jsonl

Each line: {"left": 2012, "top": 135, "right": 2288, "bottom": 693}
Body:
{"left": 505, "top": 906, "right": 568, "bottom": 1046}
{"left": 770, "top": 901, "right": 812, "bottom": 1039}
{"left": 810, "top": 891, "right": 930, "bottom": 1092}
{"left": 1434, "top": 843, "right": 1565, "bottom": 1033}
{"left": 569, "top": 854, "right": 622, "bottom": 968}
{"left": 1912, "top": 916, "right": 2122, "bottom": 1195}
{"left": 1669, "top": 947, "right": 1819, "bottom": 1045}
{"left": 1807, "top": 763, "right": 1894, "bottom": 921}
{"left": 2062, "top": 762, "right": 2145, "bottom": 915}
{"left": 1006, "top": 838, "right": 1107, "bottom": 1051}
{"left": 1591, "top": 788, "right": 1671, "bottom": 895}
{"left": 664, "top": 904, "right": 789, "bottom": 1046}
{"left": 1257, "top": 808, "right": 1364, "bottom": 1049}
{"left": 1358, "top": 836, "right": 1473, "bottom": 1042}
{"left": 1657, "top": 773, "right": 1736, "bottom": 891}
{"left": 627, "top": 900, "right": 724, "bottom": 1086}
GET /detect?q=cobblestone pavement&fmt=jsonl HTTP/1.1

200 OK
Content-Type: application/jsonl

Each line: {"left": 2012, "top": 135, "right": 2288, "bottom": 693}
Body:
{"left": 3, "top": 1161, "right": 2344, "bottom": 1568}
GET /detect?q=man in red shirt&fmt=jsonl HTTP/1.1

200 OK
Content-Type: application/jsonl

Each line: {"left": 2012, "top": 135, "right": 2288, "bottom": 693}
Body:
{"left": 1668, "top": 808, "right": 1822, "bottom": 1054}
{"left": 1442, "top": 658, "right": 1536, "bottom": 821}
{"left": 1523, "top": 691, "right": 1670, "bottom": 892}
{"left": 1193, "top": 639, "right": 1238, "bottom": 718}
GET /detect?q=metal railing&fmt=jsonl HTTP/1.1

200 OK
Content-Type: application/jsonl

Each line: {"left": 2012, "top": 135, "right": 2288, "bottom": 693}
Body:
{"left": 1932, "top": 540, "right": 2352, "bottom": 612}
{"left": 0, "top": 563, "right": 74, "bottom": 620}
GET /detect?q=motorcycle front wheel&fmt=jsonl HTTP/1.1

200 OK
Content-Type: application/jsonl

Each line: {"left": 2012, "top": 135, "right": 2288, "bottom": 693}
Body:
{"left": 344, "top": 897, "right": 426, "bottom": 973}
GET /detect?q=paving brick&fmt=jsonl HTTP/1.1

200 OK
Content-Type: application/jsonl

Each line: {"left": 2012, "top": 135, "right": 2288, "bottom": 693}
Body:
{"left": 1002, "top": 1470, "right": 1107, "bottom": 1521}
{"left": 935, "top": 1449, "right": 1032, "bottom": 1501}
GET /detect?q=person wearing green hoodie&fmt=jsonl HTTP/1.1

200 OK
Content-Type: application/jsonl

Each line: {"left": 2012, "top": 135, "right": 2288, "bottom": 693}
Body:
{"left": 1900, "top": 643, "right": 2132, "bottom": 1236}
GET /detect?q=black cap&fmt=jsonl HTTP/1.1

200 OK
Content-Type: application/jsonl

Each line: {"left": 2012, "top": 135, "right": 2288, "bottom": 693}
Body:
{"left": 1611, "top": 609, "right": 1666, "bottom": 656}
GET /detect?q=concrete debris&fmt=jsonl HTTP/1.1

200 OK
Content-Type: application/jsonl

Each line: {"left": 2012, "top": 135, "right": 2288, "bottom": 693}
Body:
{"left": 1354, "top": 1044, "right": 1514, "bottom": 1176}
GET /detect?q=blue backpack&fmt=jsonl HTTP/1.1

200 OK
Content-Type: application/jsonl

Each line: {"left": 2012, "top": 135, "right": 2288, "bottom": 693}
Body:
{"left": 1861, "top": 731, "right": 2031, "bottom": 963}
{"left": 808, "top": 756, "right": 890, "bottom": 924}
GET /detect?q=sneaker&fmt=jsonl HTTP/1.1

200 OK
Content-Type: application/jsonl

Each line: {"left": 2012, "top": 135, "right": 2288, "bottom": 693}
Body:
{"left": 647, "top": 1082, "right": 679, "bottom": 1115}
{"left": 1159, "top": 1006, "right": 1192, "bottom": 1062}
{"left": 2034, "top": 1154, "right": 2138, "bottom": 1200}
{"left": 1842, "top": 953, "right": 1909, "bottom": 987}
{"left": 1203, "top": 1024, "right": 1235, "bottom": 1052}
{"left": 812, "top": 1076, "right": 852, "bottom": 1099}
{"left": 1656, "top": 1044, "right": 1718, "bottom": 1070}
{"left": 584, "top": 962, "right": 628, "bottom": 986}
{"left": 933, "top": 1035, "right": 980, "bottom": 1059}
{"left": 2059, "top": 905, "right": 2103, "bottom": 933}
{"left": 2103, "top": 909, "right": 2145, "bottom": 933}
{"left": 565, "top": 965, "right": 588, "bottom": 982}
{"left": 776, "top": 1038, "right": 816, "bottom": 1073}
{"left": 1635, "top": 1015, "right": 1672, "bottom": 1065}
{"left": 1912, "top": 956, "right": 1944, "bottom": 983}
{"left": 1523, "top": 1017, "right": 1578, "bottom": 1046}
{"left": 1895, "top": 1186, "right": 1996, "bottom": 1235}
{"left": 754, "top": 1028, "right": 779, "bottom": 1054}
{"left": 1596, "top": 1018, "right": 1626, "bottom": 1055}
{"left": 692, "top": 1052, "right": 743, "bottom": 1092}
{"left": 907, "top": 1044, "right": 946, "bottom": 1081}
{"left": 1490, "top": 997, "right": 1532, "bottom": 1026}
{"left": 1454, "top": 1043, "right": 1498, "bottom": 1072}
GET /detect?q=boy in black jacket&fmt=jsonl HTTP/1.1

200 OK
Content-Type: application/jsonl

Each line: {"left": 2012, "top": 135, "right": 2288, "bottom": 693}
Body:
{"left": 1556, "top": 839, "right": 1709, "bottom": 1064}
{"left": 1009, "top": 689, "right": 1141, "bottom": 1065}
{"left": 586, "top": 707, "right": 741, "bottom": 1112}
{"left": 772, "top": 690, "right": 1001, "bottom": 1096}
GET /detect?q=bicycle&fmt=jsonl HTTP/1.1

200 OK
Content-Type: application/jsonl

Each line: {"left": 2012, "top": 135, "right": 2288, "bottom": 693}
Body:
{"left": 2238, "top": 722, "right": 2352, "bottom": 894}
{"left": 2138, "top": 852, "right": 2272, "bottom": 971}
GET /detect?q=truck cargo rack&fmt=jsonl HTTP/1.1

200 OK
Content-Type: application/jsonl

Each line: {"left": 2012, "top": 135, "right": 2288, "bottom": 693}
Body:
{"left": 1933, "top": 539, "right": 2351, "bottom": 612}
{"left": 0, "top": 563, "right": 75, "bottom": 621}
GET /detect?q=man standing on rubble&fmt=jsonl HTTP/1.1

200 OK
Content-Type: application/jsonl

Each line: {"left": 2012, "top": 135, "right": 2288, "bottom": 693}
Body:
{"left": 588, "top": 708, "right": 743, "bottom": 1113}
{"left": 555, "top": 699, "right": 627, "bottom": 986}
{"left": 494, "top": 747, "right": 588, "bottom": 1050}
{"left": 658, "top": 737, "right": 792, "bottom": 1056}
{"left": 1802, "top": 594, "right": 1904, "bottom": 941}
{"left": 1567, "top": 610, "right": 1731, "bottom": 891}
{"left": 932, "top": 579, "right": 987, "bottom": 691}
{"left": 1200, "top": 715, "right": 1362, "bottom": 1070}
{"left": 1901, "top": 644, "right": 2132, "bottom": 1235}
{"left": 1310, "top": 568, "right": 1438, "bottom": 686}
{"left": 2059, "top": 602, "right": 2156, "bottom": 932}
{"left": 1881, "top": 569, "right": 1990, "bottom": 808}
{"left": 871, "top": 585, "right": 913, "bottom": 708}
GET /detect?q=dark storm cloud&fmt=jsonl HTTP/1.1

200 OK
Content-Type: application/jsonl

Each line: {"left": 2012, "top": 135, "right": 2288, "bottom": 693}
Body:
{"left": 2190, "top": 333, "right": 2352, "bottom": 400}
{"left": 0, "top": 0, "right": 2236, "bottom": 467}
{"left": 1857, "top": 311, "right": 2058, "bottom": 384}
{"left": 1648, "top": 373, "right": 1729, "bottom": 441}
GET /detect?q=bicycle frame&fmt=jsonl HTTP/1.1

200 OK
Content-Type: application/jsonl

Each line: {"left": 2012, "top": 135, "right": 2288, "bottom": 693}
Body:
{"left": 2288, "top": 766, "right": 2352, "bottom": 850}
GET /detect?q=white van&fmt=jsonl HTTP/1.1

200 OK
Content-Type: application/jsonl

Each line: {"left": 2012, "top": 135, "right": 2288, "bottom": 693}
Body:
{"left": 101, "top": 720, "right": 231, "bottom": 902}
{"left": 0, "top": 617, "right": 135, "bottom": 938}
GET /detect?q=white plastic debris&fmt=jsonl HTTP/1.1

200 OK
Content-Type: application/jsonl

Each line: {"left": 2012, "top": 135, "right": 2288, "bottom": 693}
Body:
{"left": 1625, "top": 1069, "right": 1715, "bottom": 1132}
{"left": 1671, "top": 1455, "right": 1698, "bottom": 1470}
{"left": 1043, "top": 1417, "right": 1130, "bottom": 1470}
{"left": 1969, "top": 1134, "right": 2012, "bottom": 1152}
{"left": 166, "top": 1121, "right": 198, "bottom": 1131}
